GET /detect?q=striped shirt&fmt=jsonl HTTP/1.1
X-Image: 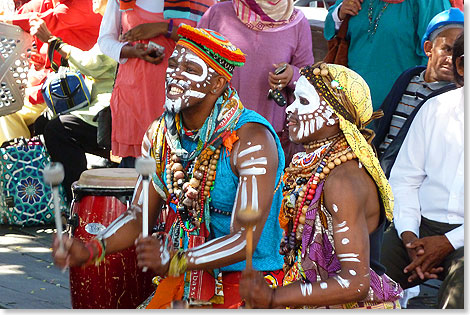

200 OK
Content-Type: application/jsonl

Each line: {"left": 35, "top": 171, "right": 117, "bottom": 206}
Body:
{"left": 378, "top": 71, "right": 450, "bottom": 155}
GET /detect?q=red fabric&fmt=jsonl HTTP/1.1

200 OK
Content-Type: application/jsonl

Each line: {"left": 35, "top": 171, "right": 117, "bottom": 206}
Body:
{"left": 11, "top": 0, "right": 102, "bottom": 105}
{"left": 450, "top": 0, "right": 464, "bottom": 11}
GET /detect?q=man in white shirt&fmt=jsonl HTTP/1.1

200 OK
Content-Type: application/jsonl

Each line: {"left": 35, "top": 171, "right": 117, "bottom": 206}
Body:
{"left": 380, "top": 31, "right": 464, "bottom": 309}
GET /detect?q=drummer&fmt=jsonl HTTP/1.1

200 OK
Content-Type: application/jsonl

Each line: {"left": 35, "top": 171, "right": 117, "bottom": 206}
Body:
{"left": 52, "top": 24, "right": 286, "bottom": 309}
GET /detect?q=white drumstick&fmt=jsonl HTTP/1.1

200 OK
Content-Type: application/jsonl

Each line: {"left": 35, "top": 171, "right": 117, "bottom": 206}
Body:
{"left": 135, "top": 157, "right": 156, "bottom": 272}
{"left": 43, "top": 162, "right": 65, "bottom": 253}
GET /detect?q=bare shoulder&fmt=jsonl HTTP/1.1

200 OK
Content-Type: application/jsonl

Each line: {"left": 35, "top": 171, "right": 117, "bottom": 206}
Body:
{"left": 324, "top": 159, "right": 376, "bottom": 206}
{"left": 236, "top": 122, "right": 276, "bottom": 147}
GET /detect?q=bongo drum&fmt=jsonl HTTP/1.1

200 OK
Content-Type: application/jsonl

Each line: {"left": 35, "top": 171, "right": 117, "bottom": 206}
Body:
{"left": 69, "top": 168, "right": 154, "bottom": 309}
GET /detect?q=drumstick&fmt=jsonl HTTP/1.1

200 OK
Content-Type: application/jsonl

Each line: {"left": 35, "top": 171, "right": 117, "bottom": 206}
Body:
{"left": 43, "top": 162, "right": 65, "bottom": 254}
{"left": 135, "top": 157, "right": 156, "bottom": 272}
{"left": 236, "top": 206, "right": 262, "bottom": 309}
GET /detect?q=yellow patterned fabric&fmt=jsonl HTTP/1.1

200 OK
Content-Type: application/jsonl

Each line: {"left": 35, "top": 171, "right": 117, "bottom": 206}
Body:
{"left": 301, "top": 63, "right": 394, "bottom": 222}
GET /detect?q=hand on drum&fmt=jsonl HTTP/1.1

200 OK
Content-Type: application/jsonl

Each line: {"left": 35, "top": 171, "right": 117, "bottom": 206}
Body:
{"left": 135, "top": 233, "right": 171, "bottom": 276}
{"left": 52, "top": 234, "right": 89, "bottom": 269}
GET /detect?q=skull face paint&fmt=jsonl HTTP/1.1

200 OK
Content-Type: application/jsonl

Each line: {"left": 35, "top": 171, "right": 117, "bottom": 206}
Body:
{"left": 286, "top": 76, "right": 337, "bottom": 143}
{"left": 164, "top": 46, "right": 216, "bottom": 113}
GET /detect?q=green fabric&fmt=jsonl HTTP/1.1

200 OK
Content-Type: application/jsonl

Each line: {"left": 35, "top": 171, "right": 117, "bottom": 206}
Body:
{"left": 324, "top": 0, "right": 450, "bottom": 110}
{"left": 67, "top": 43, "right": 117, "bottom": 126}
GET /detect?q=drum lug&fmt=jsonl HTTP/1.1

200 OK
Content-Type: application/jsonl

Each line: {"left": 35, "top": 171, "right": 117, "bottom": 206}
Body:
{"left": 68, "top": 213, "right": 79, "bottom": 235}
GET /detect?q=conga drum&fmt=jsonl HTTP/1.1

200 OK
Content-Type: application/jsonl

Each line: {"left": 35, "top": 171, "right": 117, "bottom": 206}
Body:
{"left": 69, "top": 168, "right": 155, "bottom": 309}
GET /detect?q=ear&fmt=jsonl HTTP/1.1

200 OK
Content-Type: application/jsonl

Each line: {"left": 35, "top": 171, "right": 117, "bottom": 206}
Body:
{"left": 210, "top": 75, "right": 228, "bottom": 95}
{"left": 456, "top": 57, "right": 464, "bottom": 77}
{"left": 423, "top": 40, "right": 433, "bottom": 58}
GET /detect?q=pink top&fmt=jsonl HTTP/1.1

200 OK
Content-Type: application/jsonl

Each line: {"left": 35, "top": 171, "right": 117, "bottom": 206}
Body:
{"left": 109, "top": 6, "right": 195, "bottom": 157}
{"left": 198, "top": 2, "right": 314, "bottom": 133}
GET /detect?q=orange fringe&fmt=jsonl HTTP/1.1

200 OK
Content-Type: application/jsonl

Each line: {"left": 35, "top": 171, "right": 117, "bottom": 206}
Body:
{"left": 145, "top": 275, "right": 185, "bottom": 309}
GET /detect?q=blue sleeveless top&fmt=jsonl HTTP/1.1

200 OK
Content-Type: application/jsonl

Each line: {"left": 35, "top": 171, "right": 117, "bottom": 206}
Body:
{"left": 177, "top": 108, "right": 285, "bottom": 272}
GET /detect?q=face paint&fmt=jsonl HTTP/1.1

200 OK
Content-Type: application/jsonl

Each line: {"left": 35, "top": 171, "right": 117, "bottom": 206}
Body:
{"left": 240, "top": 177, "right": 247, "bottom": 210}
{"left": 300, "top": 282, "right": 313, "bottom": 296}
{"left": 336, "top": 226, "right": 349, "bottom": 233}
{"left": 99, "top": 208, "right": 136, "bottom": 239}
{"left": 349, "top": 270, "right": 357, "bottom": 276}
{"left": 239, "top": 157, "right": 267, "bottom": 168}
{"left": 332, "top": 204, "right": 339, "bottom": 212}
{"left": 333, "top": 275, "right": 350, "bottom": 289}
{"left": 190, "top": 232, "right": 242, "bottom": 257}
{"left": 336, "top": 221, "right": 347, "bottom": 228}
{"left": 164, "top": 46, "right": 215, "bottom": 113}
{"left": 251, "top": 175, "right": 259, "bottom": 211}
{"left": 239, "top": 167, "right": 266, "bottom": 176}
{"left": 342, "top": 238, "right": 350, "bottom": 245}
{"left": 320, "top": 282, "right": 328, "bottom": 289}
{"left": 194, "top": 240, "right": 246, "bottom": 264}
{"left": 238, "top": 145, "right": 262, "bottom": 158}
{"left": 286, "top": 76, "right": 338, "bottom": 143}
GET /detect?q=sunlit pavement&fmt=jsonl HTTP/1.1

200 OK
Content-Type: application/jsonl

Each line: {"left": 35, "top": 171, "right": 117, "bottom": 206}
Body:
{"left": 0, "top": 224, "right": 71, "bottom": 309}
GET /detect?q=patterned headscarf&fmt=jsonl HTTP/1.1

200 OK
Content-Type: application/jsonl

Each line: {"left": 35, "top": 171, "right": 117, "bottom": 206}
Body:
{"left": 176, "top": 24, "right": 245, "bottom": 81}
{"left": 232, "top": 0, "right": 303, "bottom": 32}
{"left": 300, "top": 63, "right": 394, "bottom": 222}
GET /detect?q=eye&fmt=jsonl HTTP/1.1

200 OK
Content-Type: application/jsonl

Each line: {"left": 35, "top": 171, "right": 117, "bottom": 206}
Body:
{"left": 185, "top": 65, "right": 198, "bottom": 74}
{"left": 299, "top": 96, "right": 309, "bottom": 105}
{"left": 168, "top": 58, "right": 177, "bottom": 68}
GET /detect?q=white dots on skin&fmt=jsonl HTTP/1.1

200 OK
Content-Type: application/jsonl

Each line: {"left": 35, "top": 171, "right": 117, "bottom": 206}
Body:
{"left": 342, "top": 238, "right": 350, "bottom": 245}
{"left": 320, "top": 282, "right": 328, "bottom": 289}
{"left": 349, "top": 270, "right": 357, "bottom": 276}
{"left": 332, "top": 204, "right": 339, "bottom": 212}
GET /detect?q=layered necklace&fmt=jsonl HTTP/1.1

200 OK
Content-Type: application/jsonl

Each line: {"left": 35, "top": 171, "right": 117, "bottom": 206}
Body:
{"left": 165, "top": 144, "right": 222, "bottom": 234}
{"left": 367, "top": 0, "right": 390, "bottom": 38}
{"left": 280, "top": 133, "right": 357, "bottom": 267}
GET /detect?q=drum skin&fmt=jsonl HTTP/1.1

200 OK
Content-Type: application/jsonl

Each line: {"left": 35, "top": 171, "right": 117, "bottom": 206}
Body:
{"left": 69, "top": 169, "right": 155, "bottom": 309}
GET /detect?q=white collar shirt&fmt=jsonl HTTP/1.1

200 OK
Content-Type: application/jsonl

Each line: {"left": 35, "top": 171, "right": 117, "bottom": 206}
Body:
{"left": 389, "top": 87, "right": 464, "bottom": 249}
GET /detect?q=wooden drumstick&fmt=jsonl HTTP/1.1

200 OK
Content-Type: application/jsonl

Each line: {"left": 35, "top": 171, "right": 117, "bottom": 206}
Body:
{"left": 135, "top": 157, "right": 156, "bottom": 272}
{"left": 43, "top": 162, "right": 65, "bottom": 254}
{"left": 236, "top": 206, "right": 262, "bottom": 309}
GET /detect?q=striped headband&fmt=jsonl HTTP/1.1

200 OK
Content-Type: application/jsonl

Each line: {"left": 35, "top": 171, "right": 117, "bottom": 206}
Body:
{"left": 176, "top": 24, "right": 245, "bottom": 81}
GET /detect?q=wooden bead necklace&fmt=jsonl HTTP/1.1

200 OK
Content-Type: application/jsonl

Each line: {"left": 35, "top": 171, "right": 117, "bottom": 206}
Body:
{"left": 165, "top": 144, "right": 222, "bottom": 233}
{"left": 280, "top": 133, "right": 357, "bottom": 256}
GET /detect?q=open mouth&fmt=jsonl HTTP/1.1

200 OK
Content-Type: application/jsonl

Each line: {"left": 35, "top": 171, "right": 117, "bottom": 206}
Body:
{"left": 287, "top": 114, "right": 299, "bottom": 126}
{"left": 167, "top": 84, "right": 184, "bottom": 98}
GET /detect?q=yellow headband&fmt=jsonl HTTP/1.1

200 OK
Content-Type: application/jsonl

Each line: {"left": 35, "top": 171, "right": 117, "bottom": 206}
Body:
{"left": 301, "top": 63, "right": 394, "bottom": 222}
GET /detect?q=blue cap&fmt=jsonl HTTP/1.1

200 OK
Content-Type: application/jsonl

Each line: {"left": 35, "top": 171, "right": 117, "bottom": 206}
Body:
{"left": 421, "top": 8, "right": 464, "bottom": 52}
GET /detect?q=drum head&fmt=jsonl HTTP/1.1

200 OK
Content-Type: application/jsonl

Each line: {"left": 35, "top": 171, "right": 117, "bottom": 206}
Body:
{"left": 75, "top": 168, "right": 139, "bottom": 189}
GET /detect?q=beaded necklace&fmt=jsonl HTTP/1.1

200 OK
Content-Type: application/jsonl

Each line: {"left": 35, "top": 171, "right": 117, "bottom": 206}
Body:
{"left": 165, "top": 143, "right": 222, "bottom": 234}
{"left": 280, "top": 133, "right": 357, "bottom": 262}
{"left": 367, "top": 0, "right": 389, "bottom": 38}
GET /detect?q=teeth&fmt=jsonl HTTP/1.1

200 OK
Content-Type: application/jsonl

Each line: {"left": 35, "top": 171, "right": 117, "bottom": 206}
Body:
{"left": 169, "top": 86, "right": 183, "bottom": 95}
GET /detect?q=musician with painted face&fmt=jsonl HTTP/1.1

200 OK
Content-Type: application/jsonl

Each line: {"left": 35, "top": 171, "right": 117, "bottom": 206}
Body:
{"left": 51, "top": 25, "right": 286, "bottom": 309}
{"left": 240, "top": 62, "right": 403, "bottom": 309}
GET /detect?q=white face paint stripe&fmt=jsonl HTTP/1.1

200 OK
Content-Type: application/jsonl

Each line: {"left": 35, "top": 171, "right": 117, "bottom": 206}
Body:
{"left": 332, "top": 204, "right": 339, "bottom": 212}
{"left": 349, "top": 270, "right": 357, "bottom": 276}
{"left": 238, "top": 145, "right": 262, "bottom": 158}
{"left": 337, "top": 253, "right": 359, "bottom": 258}
{"left": 190, "top": 232, "right": 242, "bottom": 257}
{"left": 188, "top": 90, "right": 206, "bottom": 98}
{"left": 239, "top": 157, "right": 267, "bottom": 168}
{"left": 99, "top": 211, "right": 136, "bottom": 239}
{"left": 297, "top": 121, "right": 304, "bottom": 139}
{"left": 320, "top": 282, "right": 328, "bottom": 289}
{"left": 194, "top": 240, "right": 246, "bottom": 264}
{"left": 239, "top": 167, "right": 266, "bottom": 176}
{"left": 333, "top": 275, "right": 350, "bottom": 289}
{"left": 230, "top": 182, "right": 241, "bottom": 230}
{"left": 339, "top": 258, "right": 361, "bottom": 262}
{"left": 300, "top": 282, "right": 313, "bottom": 296}
{"left": 182, "top": 53, "right": 208, "bottom": 82}
{"left": 336, "top": 226, "right": 349, "bottom": 233}
{"left": 337, "top": 221, "right": 347, "bottom": 228}
{"left": 131, "top": 175, "right": 143, "bottom": 204}
{"left": 240, "top": 179, "right": 247, "bottom": 210}
{"left": 251, "top": 175, "right": 258, "bottom": 211}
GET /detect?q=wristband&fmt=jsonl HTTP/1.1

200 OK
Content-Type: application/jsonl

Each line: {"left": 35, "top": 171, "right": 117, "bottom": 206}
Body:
{"left": 165, "top": 19, "right": 174, "bottom": 38}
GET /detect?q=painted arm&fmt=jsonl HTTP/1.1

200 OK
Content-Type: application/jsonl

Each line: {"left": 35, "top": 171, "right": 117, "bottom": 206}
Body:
{"left": 51, "top": 120, "right": 163, "bottom": 268}
{"left": 136, "top": 122, "right": 280, "bottom": 275}
{"left": 240, "top": 161, "right": 376, "bottom": 308}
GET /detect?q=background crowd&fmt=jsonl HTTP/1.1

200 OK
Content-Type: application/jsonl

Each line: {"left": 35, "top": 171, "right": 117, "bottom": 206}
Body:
{"left": 0, "top": 0, "right": 464, "bottom": 309}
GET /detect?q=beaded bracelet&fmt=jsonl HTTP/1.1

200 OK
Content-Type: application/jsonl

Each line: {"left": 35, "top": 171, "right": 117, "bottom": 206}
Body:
{"left": 168, "top": 249, "right": 187, "bottom": 277}
{"left": 94, "top": 238, "right": 107, "bottom": 265}
{"left": 165, "top": 19, "right": 174, "bottom": 38}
